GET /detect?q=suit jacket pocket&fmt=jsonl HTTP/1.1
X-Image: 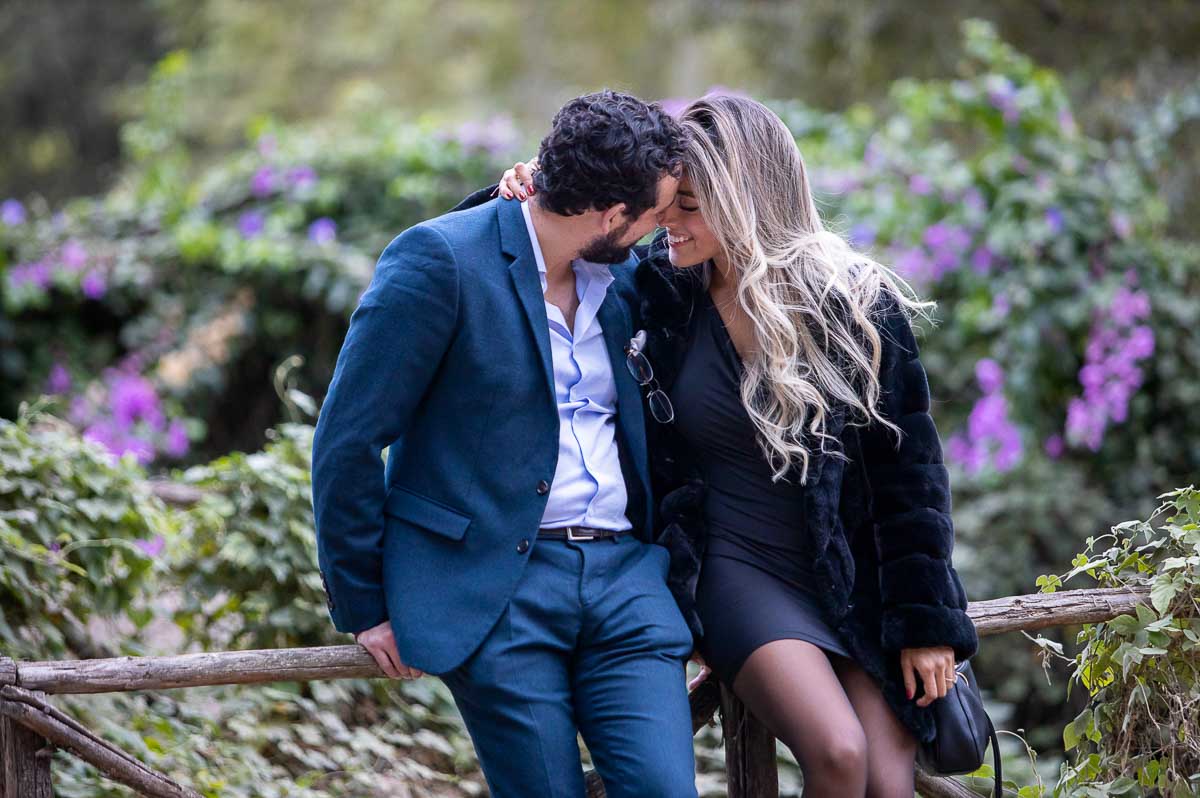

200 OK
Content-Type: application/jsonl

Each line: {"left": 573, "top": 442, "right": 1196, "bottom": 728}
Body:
{"left": 383, "top": 485, "right": 472, "bottom": 541}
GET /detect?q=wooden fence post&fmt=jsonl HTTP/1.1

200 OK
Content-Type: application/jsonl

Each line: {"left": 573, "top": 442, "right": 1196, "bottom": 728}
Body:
{"left": 1, "top": 656, "right": 52, "bottom": 798}
{"left": 720, "top": 683, "right": 779, "bottom": 798}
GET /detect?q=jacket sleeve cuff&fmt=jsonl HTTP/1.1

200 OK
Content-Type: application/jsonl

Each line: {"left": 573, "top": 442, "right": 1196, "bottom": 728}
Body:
{"left": 324, "top": 577, "right": 389, "bottom": 636}
{"left": 880, "top": 604, "right": 979, "bottom": 662}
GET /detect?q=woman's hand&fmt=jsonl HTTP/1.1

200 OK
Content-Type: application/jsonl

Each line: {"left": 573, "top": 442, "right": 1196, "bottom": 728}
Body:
{"left": 496, "top": 158, "right": 540, "bottom": 200}
{"left": 687, "top": 649, "right": 711, "bottom": 693}
{"left": 900, "top": 645, "right": 956, "bottom": 707}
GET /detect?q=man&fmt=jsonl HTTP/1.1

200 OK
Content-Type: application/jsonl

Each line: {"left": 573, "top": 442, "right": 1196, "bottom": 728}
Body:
{"left": 311, "top": 90, "right": 696, "bottom": 797}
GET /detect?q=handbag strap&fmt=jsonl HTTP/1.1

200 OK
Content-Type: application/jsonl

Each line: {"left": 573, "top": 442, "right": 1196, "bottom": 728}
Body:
{"left": 988, "top": 715, "right": 1002, "bottom": 798}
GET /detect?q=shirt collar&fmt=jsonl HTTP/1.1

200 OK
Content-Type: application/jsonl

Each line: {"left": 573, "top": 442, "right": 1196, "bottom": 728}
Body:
{"left": 521, "top": 200, "right": 615, "bottom": 292}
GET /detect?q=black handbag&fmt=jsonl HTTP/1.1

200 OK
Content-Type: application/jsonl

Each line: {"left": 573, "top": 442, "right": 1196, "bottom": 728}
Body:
{"left": 853, "top": 426, "right": 1001, "bottom": 796}
{"left": 915, "top": 658, "right": 1002, "bottom": 797}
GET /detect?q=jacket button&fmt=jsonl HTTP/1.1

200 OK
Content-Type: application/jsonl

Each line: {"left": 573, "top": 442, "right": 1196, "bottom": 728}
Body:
{"left": 516, "top": 539, "right": 530, "bottom": 554}
{"left": 536, "top": 480, "right": 551, "bottom": 495}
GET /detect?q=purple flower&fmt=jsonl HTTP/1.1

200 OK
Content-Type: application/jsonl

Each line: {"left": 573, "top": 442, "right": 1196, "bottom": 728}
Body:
{"left": 975, "top": 359, "right": 1005, "bottom": 394}
{"left": 658, "top": 97, "right": 690, "bottom": 117}
{"left": 962, "top": 188, "right": 987, "bottom": 215}
{"left": 8, "top": 261, "right": 52, "bottom": 291}
{"left": 1110, "top": 211, "right": 1132, "bottom": 240}
{"left": 863, "top": 137, "right": 884, "bottom": 169}
{"left": 136, "top": 535, "right": 165, "bottom": 558}
{"left": 992, "top": 292, "right": 1010, "bottom": 318}
{"left": 849, "top": 223, "right": 875, "bottom": 248}
{"left": 908, "top": 174, "right": 934, "bottom": 196}
{"left": 987, "top": 77, "right": 1020, "bottom": 124}
{"left": 893, "top": 247, "right": 931, "bottom": 283}
{"left": 1, "top": 199, "right": 26, "bottom": 226}
{"left": 238, "top": 210, "right": 265, "bottom": 239}
{"left": 970, "top": 246, "right": 995, "bottom": 275}
{"left": 1110, "top": 287, "right": 1150, "bottom": 326}
{"left": 251, "top": 167, "right": 276, "bottom": 198}
{"left": 165, "top": 419, "right": 190, "bottom": 458}
{"left": 1044, "top": 434, "right": 1064, "bottom": 459}
{"left": 1126, "top": 326, "right": 1155, "bottom": 359}
{"left": 110, "top": 374, "right": 164, "bottom": 431}
{"left": 256, "top": 134, "right": 277, "bottom": 157}
{"left": 452, "top": 114, "right": 519, "bottom": 157}
{"left": 1058, "top": 109, "right": 1077, "bottom": 135}
{"left": 46, "top": 363, "right": 72, "bottom": 394}
{"left": 60, "top": 240, "right": 88, "bottom": 273}
{"left": 1045, "top": 207, "right": 1065, "bottom": 235}
{"left": 81, "top": 270, "right": 106, "bottom": 299}
{"left": 286, "top": 165, "right": 317, "bottom": 190}
{"left": 49, "top": 541, "right": 62, "bottom": 553}
{"left": 307, "top": 217, "right": 337, "bottom": 245}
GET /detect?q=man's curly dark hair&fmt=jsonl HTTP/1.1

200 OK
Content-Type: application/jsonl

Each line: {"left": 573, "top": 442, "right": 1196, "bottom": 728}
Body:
{"left": 533, "top": 90, "right": 686, "bottom": 219}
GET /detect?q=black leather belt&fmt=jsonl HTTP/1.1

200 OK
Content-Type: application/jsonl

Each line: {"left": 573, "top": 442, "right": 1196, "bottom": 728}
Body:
{"left": 537, "top": 525, "right": 624, "bottom": 541}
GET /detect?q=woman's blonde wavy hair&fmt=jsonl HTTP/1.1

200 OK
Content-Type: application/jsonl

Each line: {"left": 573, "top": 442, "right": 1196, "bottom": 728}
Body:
{"left": 674, "top": 94, "right": 933, "bottom": 484}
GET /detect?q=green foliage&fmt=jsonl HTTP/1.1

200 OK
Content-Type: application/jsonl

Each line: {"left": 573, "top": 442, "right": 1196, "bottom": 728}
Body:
{"left": 0, "top": 403, "right": 173, "bottom": 660}
{"left": 168, "top": 422, "right": 335, "bottom": 650}
{"left": 1040, "top": 486, "right": 1200, "bottom": 796}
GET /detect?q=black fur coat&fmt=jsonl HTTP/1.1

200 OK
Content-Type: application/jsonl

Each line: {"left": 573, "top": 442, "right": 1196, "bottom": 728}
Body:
{"left": 633, "top": 240, "right": 978, "bottom": 745}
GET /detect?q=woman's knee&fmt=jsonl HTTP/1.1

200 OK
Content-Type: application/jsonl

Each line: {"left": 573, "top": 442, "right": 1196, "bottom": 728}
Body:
{"left": 788, "top": 723, "right": 869, "bottom": 784}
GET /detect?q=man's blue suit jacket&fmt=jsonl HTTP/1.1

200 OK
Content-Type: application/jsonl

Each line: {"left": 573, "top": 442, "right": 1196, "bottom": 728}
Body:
{"left": 311, "top": 195, "right": 654, "bottom": 675}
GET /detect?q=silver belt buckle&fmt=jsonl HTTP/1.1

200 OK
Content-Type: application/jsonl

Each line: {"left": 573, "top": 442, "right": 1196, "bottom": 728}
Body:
{"left": 566, "top": 526, "right": 596, "bottom": 541}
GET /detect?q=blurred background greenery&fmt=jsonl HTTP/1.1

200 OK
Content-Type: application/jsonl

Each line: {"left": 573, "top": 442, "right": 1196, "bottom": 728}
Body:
{"left": 2, "top": 1, "right": 1198, "bottom": 795}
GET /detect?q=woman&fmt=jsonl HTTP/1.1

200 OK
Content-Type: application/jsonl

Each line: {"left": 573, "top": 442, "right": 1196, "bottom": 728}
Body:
{"left": 493, "top": 95, "right": 978, "bottom": 796}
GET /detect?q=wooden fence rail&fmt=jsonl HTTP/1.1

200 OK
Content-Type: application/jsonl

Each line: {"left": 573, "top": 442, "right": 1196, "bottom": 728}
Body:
{"left": 0, "top": 585, "right": 1152, "bottom": 798}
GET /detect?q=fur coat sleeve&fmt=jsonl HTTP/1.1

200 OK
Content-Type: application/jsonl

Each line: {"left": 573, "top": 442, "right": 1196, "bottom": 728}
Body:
{"left": 859, "top": 298, "right": 979, "bottom": 662}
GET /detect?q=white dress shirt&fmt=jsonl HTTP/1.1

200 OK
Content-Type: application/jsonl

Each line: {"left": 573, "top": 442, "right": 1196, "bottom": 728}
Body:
{"left": 521, "top": 200, "right": 632, "bottom": 531}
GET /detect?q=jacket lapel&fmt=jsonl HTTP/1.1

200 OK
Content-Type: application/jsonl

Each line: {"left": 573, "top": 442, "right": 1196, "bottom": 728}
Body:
{"left": 499, "top": 199, "right": 556, "bottom": 406}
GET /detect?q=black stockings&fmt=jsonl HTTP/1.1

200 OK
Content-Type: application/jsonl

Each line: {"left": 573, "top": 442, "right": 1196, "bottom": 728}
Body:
{"left": 731, "top": 639, "right": 917, "bottom": 798}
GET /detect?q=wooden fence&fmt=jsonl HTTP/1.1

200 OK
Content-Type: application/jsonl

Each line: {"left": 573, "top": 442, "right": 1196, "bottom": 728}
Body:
{"left": 0, "top": 585, "right": 1149, "bottom": 798}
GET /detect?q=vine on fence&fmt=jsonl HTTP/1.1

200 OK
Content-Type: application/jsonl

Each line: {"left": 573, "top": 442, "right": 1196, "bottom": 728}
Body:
{"left": 1037, "top": 486, "right": 1200, "bottom": 796}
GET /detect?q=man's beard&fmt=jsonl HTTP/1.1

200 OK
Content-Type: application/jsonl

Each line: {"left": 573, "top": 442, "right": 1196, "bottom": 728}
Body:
{"left": 578, "top": 221, "right": 635, "bottom": 264}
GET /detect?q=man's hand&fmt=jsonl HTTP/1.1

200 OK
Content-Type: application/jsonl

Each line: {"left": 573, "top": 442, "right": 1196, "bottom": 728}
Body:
{"left": 900, "top": 645, "right": 956, "bottom": 707}
{"left": 496, "top": 158, "right": 539, "bottom": 200}
{"left": 354, "top": 620, "right": 424, "bottom": 680}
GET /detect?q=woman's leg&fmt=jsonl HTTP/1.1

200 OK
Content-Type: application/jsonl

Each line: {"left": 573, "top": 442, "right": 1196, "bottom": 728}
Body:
{"left": 731, "top": 639, "right": 868, "bottom": 798}
{"left": 830, "top": 654, "right": 918, "bottom": 798}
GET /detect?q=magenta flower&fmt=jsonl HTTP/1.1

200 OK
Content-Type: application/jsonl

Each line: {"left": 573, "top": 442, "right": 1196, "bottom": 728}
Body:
{"left": 908, "top": 174, "right": 934, "bottom": 196}
{"left": 8, "top": 261, "right": 52, "bottom": 291}
{"left": 164, "top": 419, "right": 190, "bottom": 458}
{"left": 81, "top": 270, "right": 106, "bottom": 299}
{"left": 1110, "top": 287, "right": 1150, "bottom": 326}
{"left": 110, "top": 373, "right": 164, "bottom": 431}
{"left": 46, "top": 363, "right": 72, "bottom": 394}
{"left": 1, "top": 199, "right": 26, "bottom": 226}
{"left": 307, "top": 217, "right": 337, "bottom": 245}
{"left": 136, "top": 535, "right": 165, "bottom": 558}
{"left": 1044, "top": 434, "right": 1064, "bottom": 459}
{"left": 975, "top": 359, "right": 1004, "bottom": 394}
{"left": 60, "top": 240, "right": 87, "bottom": 272}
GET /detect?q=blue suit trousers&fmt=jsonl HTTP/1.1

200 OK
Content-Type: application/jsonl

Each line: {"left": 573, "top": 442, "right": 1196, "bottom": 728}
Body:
{"left": 440, "top": 533, "right": 698, "bottom": 798}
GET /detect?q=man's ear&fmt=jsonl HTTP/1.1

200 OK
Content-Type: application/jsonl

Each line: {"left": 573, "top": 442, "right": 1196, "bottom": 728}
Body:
{"left": 600, "top": 203, "right": 629, "bottom": 235}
